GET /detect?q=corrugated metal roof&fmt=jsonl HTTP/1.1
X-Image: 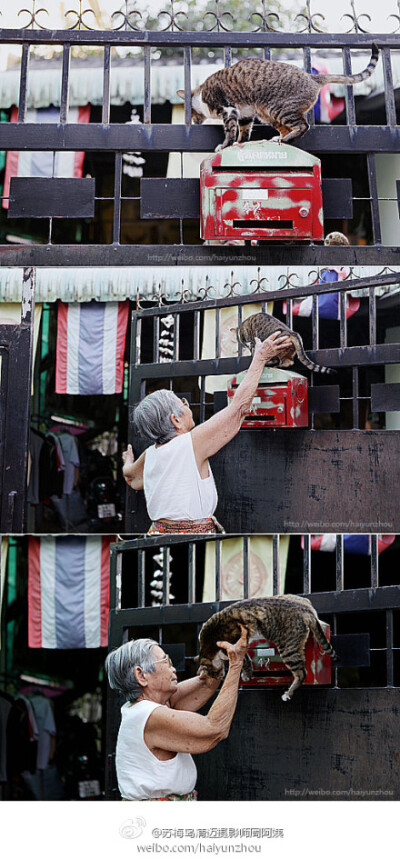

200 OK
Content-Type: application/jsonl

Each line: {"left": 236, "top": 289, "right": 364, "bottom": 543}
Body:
{"left": 0, "top": 266, "right": 397, "bottom": 303}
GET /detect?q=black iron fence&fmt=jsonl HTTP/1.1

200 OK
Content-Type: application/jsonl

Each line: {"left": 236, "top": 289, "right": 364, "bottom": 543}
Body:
{"left": 105, "top": 531, "right": 400, "bottom": 798}
{"left": 1, "top": 5, "right": 400, "bottom": 263}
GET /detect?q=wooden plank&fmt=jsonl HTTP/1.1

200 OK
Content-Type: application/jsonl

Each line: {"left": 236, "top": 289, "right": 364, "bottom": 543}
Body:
{"left": 140, "top": 178, "right": 352, "bottom": 221}
{"left": 371, "top": 382, "right": 400, "bottom": 411}
{"left": 140, "top": 178, "right": 200, "bottom": 219}
{"left": 8, "top": 177, "right": 95, "bottom": 218}
{"left": 195, "top": 688, "right": 400, "bottom": 800}
{"left": 211, "top": 430, "right": 400, "bottom": 533}
{"left": 322, "top": 178, "right": 353, "bottom": 219}
{"left": 127, "top": 430, "right": 400, "bottom": 533}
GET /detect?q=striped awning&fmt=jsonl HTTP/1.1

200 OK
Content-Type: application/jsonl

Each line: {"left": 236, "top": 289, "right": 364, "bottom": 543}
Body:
{"left": 0, "top": 266, "right": 398, "bottom": 303}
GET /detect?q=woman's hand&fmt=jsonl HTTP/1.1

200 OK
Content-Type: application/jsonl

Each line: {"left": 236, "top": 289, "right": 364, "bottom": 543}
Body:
{"left": 121, "top": 444, "right": 145, "bottom": 490}
{"left": 217, "top": 624, "right": 248, "bottom": 670}
{"left": 253, "top": 332, "right": 292, "bottom": 363}
{"left": 122, "top": 443, "right": 134, "bottom": 476}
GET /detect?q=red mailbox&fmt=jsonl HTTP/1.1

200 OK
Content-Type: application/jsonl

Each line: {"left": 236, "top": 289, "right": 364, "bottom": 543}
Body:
{"left": 241, "top": 621, "right": 333, "bottom": 689}
{"left": 227, "top": 367, "right": 309, "bottom": 428}
{"left": 200, "top": 140, "right": 324, "bottom": 242}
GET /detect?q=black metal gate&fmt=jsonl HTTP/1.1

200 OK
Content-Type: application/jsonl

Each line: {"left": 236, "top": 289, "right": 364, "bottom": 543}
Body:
{"left": 105, "top": 533, "right": 400, "bottom": 800}
{"left": 0, "top": 267, "right": 35, "bottom": 531}
{"left": 127, "top": 269, "right": 400, "bottom": 532}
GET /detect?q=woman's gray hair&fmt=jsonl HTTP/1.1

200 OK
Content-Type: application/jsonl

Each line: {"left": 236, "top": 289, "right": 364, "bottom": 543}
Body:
{"left": 105, "top": 638, "right": 159, "bottom": 703}
{"left": 133, "top": 389, "right": 184, "bottom": 445}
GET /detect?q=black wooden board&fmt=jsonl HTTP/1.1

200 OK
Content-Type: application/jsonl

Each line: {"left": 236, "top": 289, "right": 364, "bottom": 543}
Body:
{"left": 126, "top": 430, "right": 400, "bottom": 533}
{"left": 8, "top": 177, "right": 95, "bottom": 218}
{"left": 371, "top": 382, "right": 400, "bottom": 411}
{"left": 140, "top": 177, "right": 352, "bottom": 220}
{"left": 195, "top": 688, "right": 400, "bottom": 800}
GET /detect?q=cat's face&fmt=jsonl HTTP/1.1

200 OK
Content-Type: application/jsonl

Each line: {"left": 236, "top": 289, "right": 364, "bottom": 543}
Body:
{"left": 176, "top": 87, "right": 212, "bottom": 124}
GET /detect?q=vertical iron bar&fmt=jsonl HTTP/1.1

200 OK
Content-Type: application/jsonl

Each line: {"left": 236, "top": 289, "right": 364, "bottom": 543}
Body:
{"left": 243, "top": 536, "right": 249, "bottom": 599}
{"left": 215, "top": 539, "right": 222, "bottom": 602}
{"left": 60, "top": 44, "right": 71, "bottom": 124}
{"left": 113, "top": 152, "right": 122, "bottom": 244}
{"left": 342, "top": 48, "right": 356, "bottom": 127}
{"left": 193, "top": 311, "right": 200, "bottom": 361}
{"left": 339, "top": 292, "right": 347, "bottom": 348}
{"left": 272, "top": 534, "right": 280, "bottom": 595}
{"left": 115, "top": 551, "right": 122, "bottom": 611}
{"left": 286, "top": 297, "right": 293, "bottom": 329}
{"left": 200, "top": 376, "right": 206, "bottom": 423}
{"left": 303, "top": 47, "right": 315, "bottom": 126}
{"left": 263, "top": 47, "right": 271, "bottom": 60}
{"left": 382, "top": 47, "right": 397, "bottom": 128}
{"left": 386, "top": 609, "right": 394, "bottom": 688}
{"left": 224, "top": 46, "right": 231, "bottom": 68}
{"left": 367, "top": 153, "right": 382, "bottom": 246}
{"left": 144, "top": 46, "right": 151, "bottom": 124}
{"left": 370, "top": 534, "right": 378, "bottom": 588}
{"left": 184, "top": 46, "right": 192, "bottom": 129}
{"left": 303, "top": 534, "right": 311, "bottom": 593}
{"left": 336, "top": 534, "right": 344, "bottom": 592}
{"left": 312, "top": 294, "right": 319, "bottom": 351}
{"left": 333, "top": 613, "right": 339, "bottom": 688}
{"left": 102, "top": 44, "right": 111, "bottom": 125}
{"left": 18, "top": 43, "right": 30, "bottom": 123}
{"left": 138, "top": 549, "right": 146, "bottom": 607}
{"left": 368, "top": 287, "right": 376, "bottom": 346}
{"left": 153, "top": 316, "right": 160, "bottom": 364}
{"left": 215, "top": 307, "right": 221, "bottom": 359}
{"left": 237, "top": 304, "right": 243, "bottom": 358}
{"left": 188, "top": 542, "right": 196, "bottom": 605}
{"left": 352, "top": 366, "right": 359, "bottom": 429}
{"left": 173, "top": 313, "right": 180, "bottom": 361}
{"left": 162, "top": 546, "right": 170, "bottom": 606}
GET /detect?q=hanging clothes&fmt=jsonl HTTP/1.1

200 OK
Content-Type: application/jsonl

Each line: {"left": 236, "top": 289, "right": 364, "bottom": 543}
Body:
{"left": 27, "top": 429, "right": 45, "bottom": 506}
{"left": 58, "top": 433, "right": 80, "bottom": 495}
{"left": 0, "top": 692, "right": 13, "bottom": 782}
{"left": 30, "top": 695, "right": 56, "bottom": 771}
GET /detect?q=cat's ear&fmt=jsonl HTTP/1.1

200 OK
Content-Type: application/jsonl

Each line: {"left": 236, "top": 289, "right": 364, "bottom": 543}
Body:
{"left": 176, "top": 90, "right": 186, "bottom": 101}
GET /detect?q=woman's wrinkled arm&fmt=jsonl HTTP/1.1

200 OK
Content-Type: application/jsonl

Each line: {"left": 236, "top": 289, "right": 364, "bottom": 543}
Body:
{"left": 191, "top": 332, "right": 292, "bottom": 465}
{"left": 144, "top": 627, "right": 248, "bottom": 755}
{"left": 122, "top": 444, "right": 146, "bottom": 490}
{"left": 169, "top": 674, "right": 221, "bottom": 712}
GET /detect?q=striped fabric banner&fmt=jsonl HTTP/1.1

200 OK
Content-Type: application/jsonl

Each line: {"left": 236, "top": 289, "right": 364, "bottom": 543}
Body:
{"left": 2, "top": 105, "right": 90, "bottom": 209}
{"left": 55, "top": 300, "right": 129, "bottom": 395}
{"left": 284, "top": 269, "right": 360, "bottom": 321}
{"left": 302, "top": 535, "right": 395, "bottom": 554}
{"left": 28, "top": 536, "right": 113, "bottom": 649}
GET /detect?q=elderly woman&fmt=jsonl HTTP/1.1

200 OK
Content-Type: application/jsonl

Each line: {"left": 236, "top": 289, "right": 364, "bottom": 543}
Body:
{"left": 105, "top": 627, "right": 248, "bottom": 801}
{"left": 122, "top": 331, "right": 291, "bottom": 533}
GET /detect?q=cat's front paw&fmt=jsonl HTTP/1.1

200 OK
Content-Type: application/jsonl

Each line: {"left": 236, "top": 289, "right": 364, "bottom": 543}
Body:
{"left": 281, "top": 692, "right": 291, "bottom": 702}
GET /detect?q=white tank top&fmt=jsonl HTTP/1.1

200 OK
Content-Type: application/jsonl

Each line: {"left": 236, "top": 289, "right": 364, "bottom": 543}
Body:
{"left": 116, "top": 700, "right": 197, "bottom": 800}
{"left": 143, "top": 432, "right": 218, "bottom": 521}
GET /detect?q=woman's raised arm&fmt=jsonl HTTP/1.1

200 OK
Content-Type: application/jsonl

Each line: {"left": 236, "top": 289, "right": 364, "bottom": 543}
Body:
{"left": 122, "top": 444, "right": 146, "bottom": 490}
{"left": 191, "top": 332, "right": 292, "bottom": 467}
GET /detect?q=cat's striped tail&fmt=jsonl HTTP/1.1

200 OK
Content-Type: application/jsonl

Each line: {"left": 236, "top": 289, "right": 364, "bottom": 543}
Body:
{"left": 313, "top": 44, "right": 379, "bottom": 87}
{"left": 309, "top": 616, "right": 337, "bottom": 660}
{"left": 290, "top": 332, "right": 336, "bottom": 375}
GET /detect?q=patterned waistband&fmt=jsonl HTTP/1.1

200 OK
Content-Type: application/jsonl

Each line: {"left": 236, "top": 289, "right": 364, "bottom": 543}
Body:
{"left": 123, "top": 790, "right": 198, "bottom": 802}
{"left": 148, "top": 517, "right": 225, "bottom": 535}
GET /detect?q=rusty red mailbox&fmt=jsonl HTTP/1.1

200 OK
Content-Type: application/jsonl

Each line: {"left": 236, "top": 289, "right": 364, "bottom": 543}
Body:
{"left": 200, "top": 139, "right": 324, "bottom": 242}
{"left": 227, "top": 367, "right": 309, "bottom": 428}
{"left": 241, "top": 621, "right": 333, "bottom": 689}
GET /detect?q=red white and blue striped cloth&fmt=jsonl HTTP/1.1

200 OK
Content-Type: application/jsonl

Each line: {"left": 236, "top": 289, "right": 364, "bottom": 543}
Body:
{"left": 2, "top": 105, "right": 90, "bottom": 209}
{"left": 284, "top": 269, "right": 360, "bottom": 321}
{"left": 28, "top": 536, "right": 113, "bottom": 649}
{"left": 302, "top": 535, "right": 395, "bottom": 554}
{"left": 55, "top": 300, "right": 130, "bottom": 395}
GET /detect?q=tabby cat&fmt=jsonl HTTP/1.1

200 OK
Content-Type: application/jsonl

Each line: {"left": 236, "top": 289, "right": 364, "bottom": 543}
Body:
{"left": 198, "top": 595, "right": 337, "bottom": 702}
{"left": 234, "top": 312, "right": 335, "bottom": 374}
{"left": 177, "top": 44, "right": 379, "bottom": 150}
